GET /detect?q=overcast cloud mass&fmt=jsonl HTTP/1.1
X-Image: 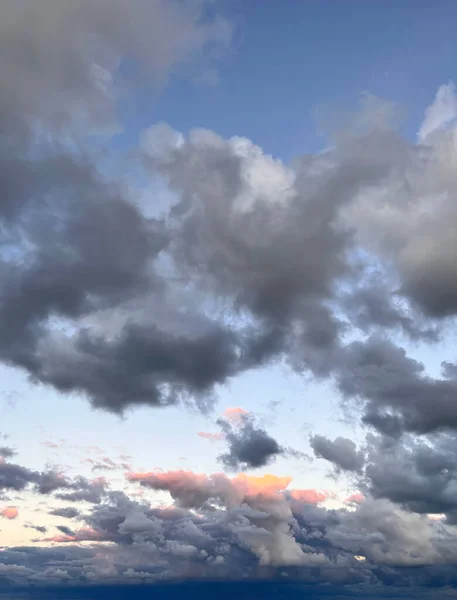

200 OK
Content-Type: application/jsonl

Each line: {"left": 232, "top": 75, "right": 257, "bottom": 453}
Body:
{"left": 2, "top": 1, "right": 457, "bottom": 598}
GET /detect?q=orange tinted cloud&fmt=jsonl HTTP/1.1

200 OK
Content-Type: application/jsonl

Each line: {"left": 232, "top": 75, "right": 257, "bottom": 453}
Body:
{"left": 1, "top": 506, "right": 19, "bottom": 519}
{"left": 232, "top": 473, "right": 292, "bottom": 496}
{"left": 127, "top": 469, "right": 334, "bottom": 514}
{"left": 126, "top": 469, "right": 294, "bottom": 508}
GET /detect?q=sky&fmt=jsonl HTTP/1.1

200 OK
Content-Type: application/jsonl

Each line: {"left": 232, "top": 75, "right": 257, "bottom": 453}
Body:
{"left": 3, "top": 1, "right": 457, "bottom": 598}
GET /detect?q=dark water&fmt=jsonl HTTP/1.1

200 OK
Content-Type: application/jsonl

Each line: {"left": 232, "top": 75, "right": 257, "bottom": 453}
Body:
{"left": 0, "top": 581, "right": 437, "bottom": 600}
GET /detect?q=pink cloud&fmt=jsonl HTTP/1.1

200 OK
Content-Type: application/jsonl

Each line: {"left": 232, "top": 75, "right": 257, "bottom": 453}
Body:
{"left": 197, "top": 431, "right": 225, "bottom": 441}
{"left": 345, "top": 492, "right": 365, "bottom": 505}
{"left": 41, "top": 527, "right": 102, "bottom": 544}
{"left": 289, "top": 489, "right": 329, "bottom": 505}
{"left": 41, "top": 441, "right": 59, "bottom": 448}
{"left": 126, "top": 469, "right": 294, "bottom": 508}
{"left": 1, "top": 506, "right": 19, "bottom": 519}
{"left": 222, "top": 407, "right": 249, "bottom": 425}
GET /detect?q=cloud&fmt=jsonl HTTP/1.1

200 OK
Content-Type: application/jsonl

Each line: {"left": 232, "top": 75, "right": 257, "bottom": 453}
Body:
{"left": 0, "top": 0, "right": 231, "bottom": 137}
{"left": 310, "top": 435, "right": 365, "bottom": 473}
{"left": 333, "top": 336, "right": 457, "bottom": 435}
{"left": 1, "top": 506, "right": 19, "bottom": 519}
{"left": 41, "top": 441, "right": 60, "bottom": 449}
{"left": 126, "top": 470, "right": 294, "bottom": 509}
{"left": 0, "top": 447, "right": 16, "bottom": 459}
{"left": 55, "top": 476, "right": 107, "bottom": 504}
{"left": 25, "top": 523, "right": 48, "bottom": 534}
{"left": 0, "top": 0, "right": 457, "bottom": 445}
{"left": 0, "top": 462, "right": 457, "bottom": 589}
{"left": 0, "top": 0, "right": 235, "bottom": 416}
{"left": 344, "top": 493, "right": 365, "bottom": 505}
{"left": 49, "top": 507, "right": 80, "bottom": 519}
{"left": 40, "top": 527, "right": 102, "bottom": 544}
{"left": 288, "top": 490, "right": 329, "bottom": 504}
{"left": 217, "top": 414, "right": 283, "bottom": 471}
{"left": 1, "top": 37, "right": 456, "bottom": 425}
{"left": 0, "top": 460, "right": 67, "bottom": 493}
{"left": 418, "top": 82, "right": 457, "bottom": 140}
{"left": 311, "top": 428, "right": 457, "bottom": 529}
{"left": 55, "top": 525, "right": 76, "bottom": 536}
{"left": 197, "top": 432, "right": 225, "bottom": 441}
{"left": 222, "top": 407, "right": 250, "bottom": 425}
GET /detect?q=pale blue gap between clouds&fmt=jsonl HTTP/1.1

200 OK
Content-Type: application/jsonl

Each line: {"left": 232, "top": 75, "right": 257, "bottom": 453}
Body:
{"left": 2, "top": 0, "right": 457, "bottom": 507}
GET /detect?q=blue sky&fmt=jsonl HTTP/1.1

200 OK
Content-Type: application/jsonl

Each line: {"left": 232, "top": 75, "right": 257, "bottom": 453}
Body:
{"left": 3, "top": 1, "right": 457, "bottom": 597}
{"left": 117, "top": 0, "right": 457, "bottom": 157}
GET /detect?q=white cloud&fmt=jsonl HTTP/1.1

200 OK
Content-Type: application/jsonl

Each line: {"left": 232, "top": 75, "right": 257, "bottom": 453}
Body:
{"left": 418, "top": 82, "right": 457, "bottom": 141}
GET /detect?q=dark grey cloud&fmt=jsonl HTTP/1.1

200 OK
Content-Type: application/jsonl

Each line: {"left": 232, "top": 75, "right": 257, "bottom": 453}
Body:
{"left": 0, "top": 22, "right": 452, "bottom": 426}
{"left": 217, "top": 414, "right": 283, "bottom": 471}
{"left": 0, "top": 460, "right": 47, "bottom": 492}
{"left": 310, "top": 435, "right": 365, "bottom": 473}
{"left": 24, "top": 523, "right": 48, "bottom": 534}
{"left": 55, "top": 476, "right": 107, "bottom": 504}
{"left": 49, "top": 507, "right": 80, "bottom": 519}
{"left": 359, "top": 433, "right": 457, "bottom": 520}
{"left": 0, "top": 458, "right": 109, "bottom": 508}
{"left": 55, "top": 525, "right": 75, "bottom": 536}
{"left": 341, "top": 276, "right": 440, "bottom": 342}
{"left": 0, "top": 0, "right": 455, "bottom": 436}
{"left": 0, "top": 446, "right": 16, "bottom": 459}
{"left": 311, "top": 429, "right": 457, "bottom": 525}
{"left": 333, "top": 335, "right": 457, "bottom": 436}
{"left": 0, "top": 0, "right": 237, "bottom": 415}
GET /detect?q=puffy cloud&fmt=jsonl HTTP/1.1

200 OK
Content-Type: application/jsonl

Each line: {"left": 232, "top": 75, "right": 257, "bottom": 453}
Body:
{"left": 0, "top": 0, "right": 235, "bottom": 416}
{"left": 345, "top": 493, "right": 365, "bottom": 505}
{"left": 310, "top": 435, "right": 365, "bottom": 473}
{"left": 0, "top": 506, "right": 19, "bottom": 519}
{"left": 333, "top": 336, "right": 457, "bottom": 435}
{"left": 0, "top": 0, "right": 231, "bottom": 138}
{"left": 0, "top": 447, "right": 15, "bottom": 459}
{"left": 49, "top": 507, "right": 80, "bottom": 519}
{"left": 288, "top": 490, "right": 329, "bottom": 505}
{"left": 41, "top": 527, "right": 103, "bottom": 544}
{"left": 418, "top": 82, "right": 457, "bottom": 141}
{"left": 0, "top": 464, "right": 457, "bottom": 589}
{"left": 312, "top": 429, "right": 457, "bottom": 528}
{"left": 0, "top": 460, "right": 67, "bottom": 494}
{"left": 217, "top": 413, "right": 283, "bottom": 471}
{"left": 55, "top": 476, "right": 107, "bottom": 504}
{"left": 1, "top": 35, "right": 456, "bottom": 427}
{"left": 222, "top": 407, "right": 250, "bottom": 425}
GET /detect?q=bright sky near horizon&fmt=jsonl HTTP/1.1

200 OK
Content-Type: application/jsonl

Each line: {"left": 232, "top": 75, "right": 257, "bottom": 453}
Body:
{"left": 3, "top": 2, "right": 457, "bottom": 599}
